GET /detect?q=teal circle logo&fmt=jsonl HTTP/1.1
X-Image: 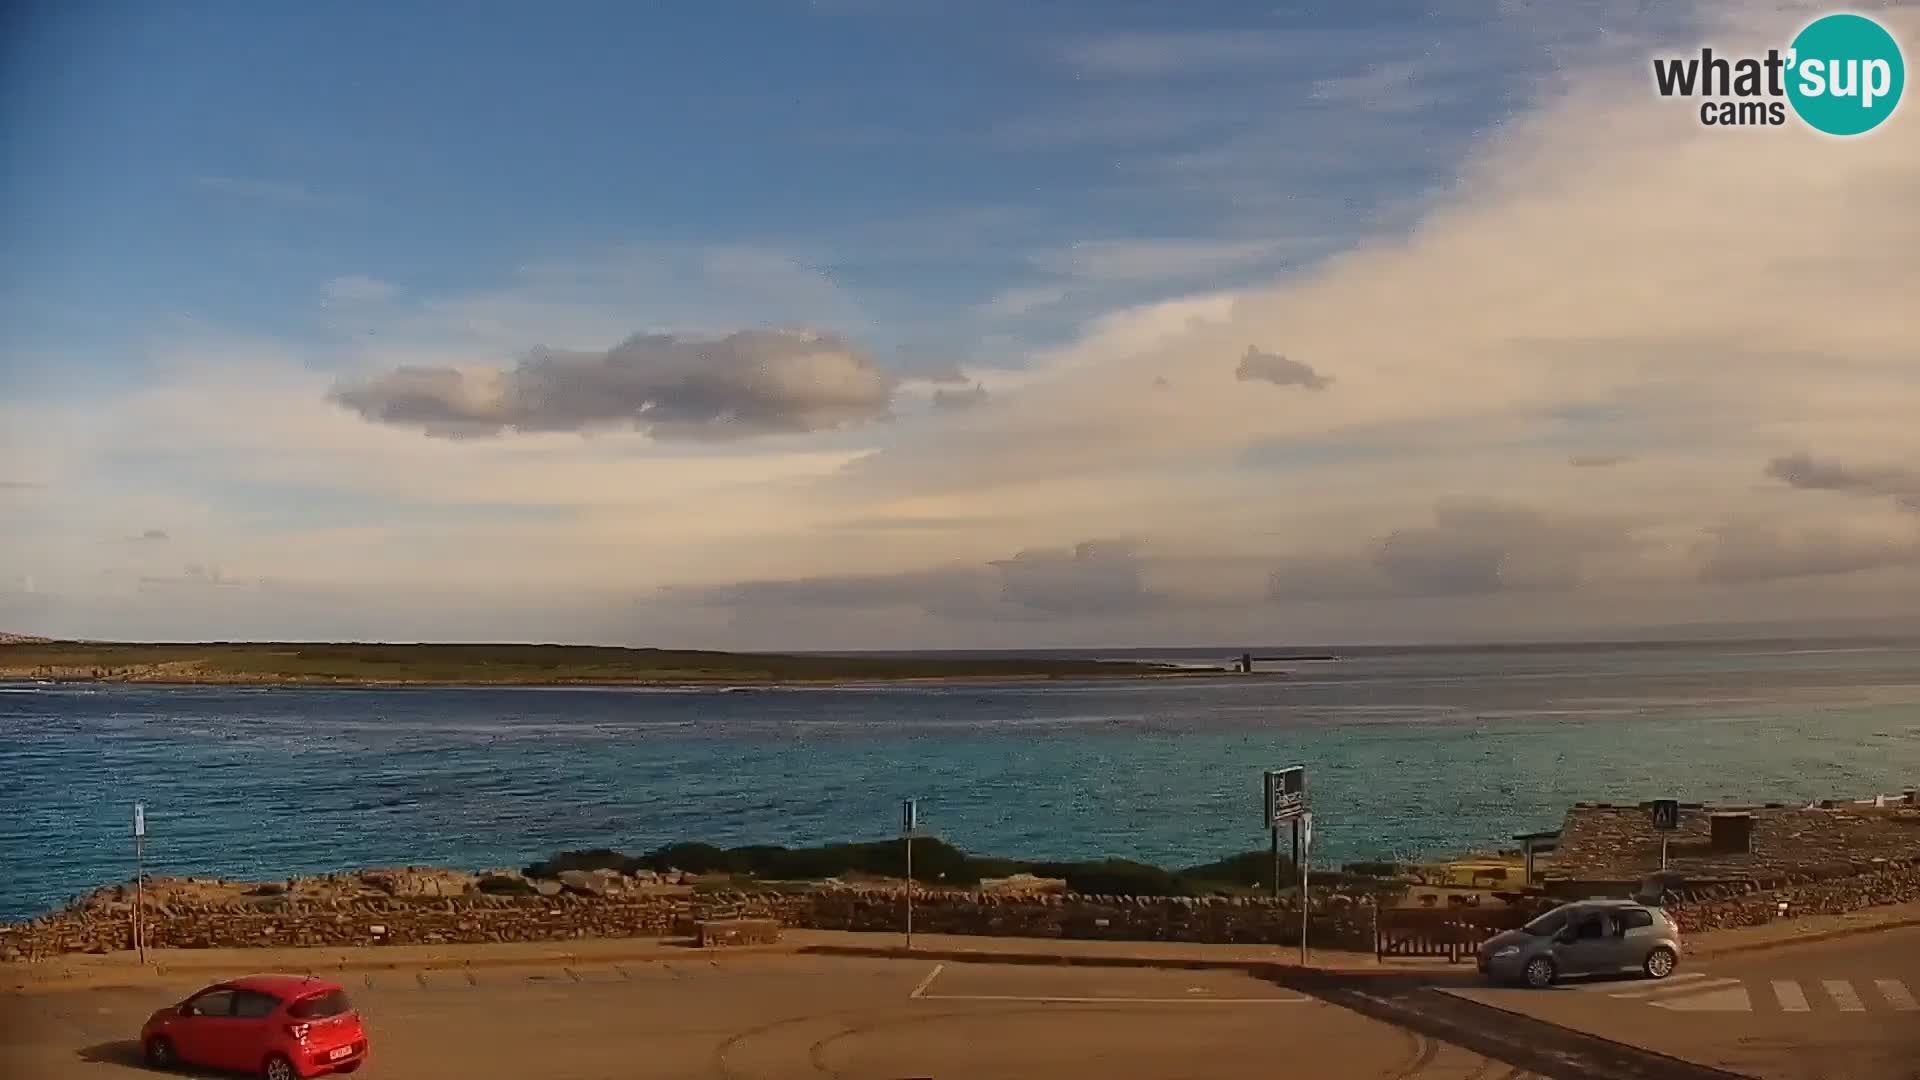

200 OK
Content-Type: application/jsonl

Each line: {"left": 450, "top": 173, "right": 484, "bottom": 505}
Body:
{"left": 1786, "top": 13, "right": 1905, "bottom": 135}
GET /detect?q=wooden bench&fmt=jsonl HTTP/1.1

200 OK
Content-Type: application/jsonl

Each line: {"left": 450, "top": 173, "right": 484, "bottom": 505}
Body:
{"left": 695, "top": 918, "right": 781, "bottom": 948}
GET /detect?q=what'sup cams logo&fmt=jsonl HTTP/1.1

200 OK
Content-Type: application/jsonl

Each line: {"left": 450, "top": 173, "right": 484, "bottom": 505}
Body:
{"left": 1653, "top": 12, "right": 1905, "bottom": 134}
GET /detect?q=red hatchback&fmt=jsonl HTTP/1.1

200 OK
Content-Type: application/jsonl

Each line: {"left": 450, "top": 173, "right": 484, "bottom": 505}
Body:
{"left": 141, "top": 974, "right": 369, "bottom": 1078}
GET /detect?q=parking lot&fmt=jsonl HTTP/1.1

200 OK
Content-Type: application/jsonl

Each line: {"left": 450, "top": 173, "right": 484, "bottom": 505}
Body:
{"left": 1, "top": 953, "right": 1533, "bottom": 1080}
{"left": 1444, "top": 925, "right": 1920, "bottom": 1080}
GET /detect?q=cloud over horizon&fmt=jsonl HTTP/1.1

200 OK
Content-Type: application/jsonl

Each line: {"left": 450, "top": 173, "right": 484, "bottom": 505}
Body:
{"left": 330, "top": 330, "right": 899, "bottom": 441}
{"left": 1767, "top": 452, "right": 1920, "bottom": 512}
{"left": 1235, "top": 346, "right": 1332, "bottom": 391}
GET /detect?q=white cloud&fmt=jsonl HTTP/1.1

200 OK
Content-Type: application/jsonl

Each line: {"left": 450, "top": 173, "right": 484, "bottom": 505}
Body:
{"left": 1030, "top": 238, "right": 1287, "bottom": 283}
{"left": 322, "top": 275, "right": 400, "bottom": 305}
{"left": 1309, "top": 61, "right": 1425, "bottom": 110}
{"left": 980, "top": 284, "right": 1070, "bottom": 318}
{"left": 1062, "top": 29, "right": 1351, "bottom": 77}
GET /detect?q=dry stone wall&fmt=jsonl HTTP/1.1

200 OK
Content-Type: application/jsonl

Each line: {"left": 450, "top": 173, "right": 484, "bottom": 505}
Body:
{"left": 1666, "top": 860, "right": 1920, "bottom": 933}
{"left": 7, "top": 861, "right": 1918, "bottom": 962}
{"left": 1, "top": 887, "right": 1374, "bottom": 960}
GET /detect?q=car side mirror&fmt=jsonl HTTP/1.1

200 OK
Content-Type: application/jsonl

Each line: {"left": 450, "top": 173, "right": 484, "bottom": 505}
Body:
{"left": 1554, "top": 929, "right": 1577, "bottom": 945}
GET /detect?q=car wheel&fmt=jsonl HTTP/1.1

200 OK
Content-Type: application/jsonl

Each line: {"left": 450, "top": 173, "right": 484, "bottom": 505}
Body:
{"left": 262, "top": 1053, "right": 296, "bottom": 1080}
{"left": 1523, "top": 955, "right": 1558, "bottom": 988}
{"left": 144, "top": 1035, "right": 176, "bottom": 1069}
{"left": 1644, "top": 947, "right": 1678, "bottom": 980}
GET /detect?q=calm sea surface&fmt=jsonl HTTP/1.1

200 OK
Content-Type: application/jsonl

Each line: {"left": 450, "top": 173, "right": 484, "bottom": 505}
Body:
{"left": 5, "top": 640, "right": 1920, "bottom": 921}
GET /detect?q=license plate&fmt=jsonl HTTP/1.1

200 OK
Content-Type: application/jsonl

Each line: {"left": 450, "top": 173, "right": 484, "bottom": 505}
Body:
{"left": 329, "top": 1046, "right": 355, "bottom": 1061}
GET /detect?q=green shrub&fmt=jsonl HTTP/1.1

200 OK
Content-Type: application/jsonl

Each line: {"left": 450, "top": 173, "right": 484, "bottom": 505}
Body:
{"left": 522, "top": 839, "right": 1406, "bottom": 897}
{"left": 1179, "top": 851, "right": 1295, "bottom": 887}
{"left": 1341, "top": 861, "right": 1405, "bottom": 878}
{"left": 1030, "top": 859, "right": 1198, "bottom": 897}
{"left": 635, "top": 843, "right": 733, "bottom": 874}
{"left": 477, "top": 874, "right": 537, "bottom": 896}
{"left": 523, "top": 848, "right": 638, "bottom": 877}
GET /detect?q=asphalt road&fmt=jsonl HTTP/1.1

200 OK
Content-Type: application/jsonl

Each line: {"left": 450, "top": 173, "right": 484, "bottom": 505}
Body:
{"left": 1442, "top": 925, "right": 1920, "bottom": 1080}
{"left": 0, "top": 954, "right": 1536, "bottom": 1080}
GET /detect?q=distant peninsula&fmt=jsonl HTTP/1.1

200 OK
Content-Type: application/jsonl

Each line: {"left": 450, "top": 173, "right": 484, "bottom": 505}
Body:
{"left": 0, "top": 639, "right": 1214, "bottom": 687}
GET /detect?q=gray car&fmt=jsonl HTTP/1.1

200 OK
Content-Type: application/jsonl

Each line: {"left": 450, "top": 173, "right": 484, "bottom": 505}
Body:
{"left": 1477, "top": 898, "right": 1683, "bottom": 988}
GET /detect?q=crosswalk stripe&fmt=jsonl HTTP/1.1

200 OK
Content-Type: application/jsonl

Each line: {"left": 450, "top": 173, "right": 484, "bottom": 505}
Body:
{"left": 1874, "top": 979, "right": 1917, "bottom": 1012}
{"left": 1650, "top": 985, "right": 1751, "bottom": 1012}
{"left": 1591, "top": 971, "right": 1707, "bottom": 993}
{"left": 1597, "top": 972, "right": 1704, "bottom": 991}
{"left": 1609, "top": 976, "right": 1739, "bottom": 1000}
{"left": 1822, "top": 980, "right": 1865, "bottom": 1012}
{"left": 1772, "top": 980, "right": 1810, "bottom": 1012}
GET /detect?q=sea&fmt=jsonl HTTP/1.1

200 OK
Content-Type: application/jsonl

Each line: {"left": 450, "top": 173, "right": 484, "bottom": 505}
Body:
{"left": 4, "top": 639, "right": 1920, "bottom": 922}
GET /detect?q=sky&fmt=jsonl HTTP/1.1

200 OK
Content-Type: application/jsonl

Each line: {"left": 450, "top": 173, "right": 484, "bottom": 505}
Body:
{"left": 3, "top": 0, "right": 1919, "bottom": 649}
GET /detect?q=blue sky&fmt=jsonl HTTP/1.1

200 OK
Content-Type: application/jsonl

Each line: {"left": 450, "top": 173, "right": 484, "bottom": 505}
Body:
{"left": 3, "top": 0, "right": 1575, "bottom": 377}
{"left": 5, "top": 1, "right": 1920, "bottom": 647}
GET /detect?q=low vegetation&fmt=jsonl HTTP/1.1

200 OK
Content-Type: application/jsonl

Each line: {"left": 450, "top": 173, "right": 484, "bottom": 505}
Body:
{"left": 525, "top": 839, "right": 1415, "bottom": 897}
{"left": 0, "top": 640, "right": 1187, "bottom": 685}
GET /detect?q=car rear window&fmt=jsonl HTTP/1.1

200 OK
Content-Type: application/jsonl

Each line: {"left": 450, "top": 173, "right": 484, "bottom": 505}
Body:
{"left": 287, "top": 989, "right": 352, "bottom": 1019}
{"left": 1620, "top": 908, "right": 1655, "bottom": 930}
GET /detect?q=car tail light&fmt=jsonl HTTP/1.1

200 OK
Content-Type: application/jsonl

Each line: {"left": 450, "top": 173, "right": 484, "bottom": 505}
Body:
{"left": 287, "top": 1023, "right": 312, "bottom": 1040}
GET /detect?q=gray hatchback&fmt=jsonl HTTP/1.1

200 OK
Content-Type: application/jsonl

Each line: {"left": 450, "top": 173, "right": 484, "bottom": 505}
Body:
{"left": 1477, "top": 898, "right": 1683, "bottom": 988}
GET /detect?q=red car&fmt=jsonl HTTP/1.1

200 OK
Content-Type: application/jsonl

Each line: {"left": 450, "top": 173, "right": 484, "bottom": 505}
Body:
{"left": 141, "top": 974, "right": 369, "bottom": 1078}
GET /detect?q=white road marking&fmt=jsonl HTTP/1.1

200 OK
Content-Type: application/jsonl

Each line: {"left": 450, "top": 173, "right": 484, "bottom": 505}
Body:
{"left": 1772, "top": 980, "right": 1810, "bottom": 1012}
{"left": 1587, "top": 971, "right": 1708, "bottom": 995}
{"left": 908, "top": 963, "right": 945, "bottom": 999}
{"left": 1650, "top": 985, "right": 1751, "bottom": 1012}
{"left": 1822, "top": 980, "right": 1865, "bottom": 1013}
{"left": 1610, "top": 976, "right": 1741, "bottom": 1000}
{"left": 1873, "top": 978, "right": 1917, "bottom": 1012}
{"left": 915, "top": 992, "right": 1311, "bottom": 1004}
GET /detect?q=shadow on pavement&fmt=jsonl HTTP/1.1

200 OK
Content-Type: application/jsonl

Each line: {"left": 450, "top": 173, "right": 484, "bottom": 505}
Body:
{"left": 77, "top": 1039, "right": 143, "bottom": 1067}
{"left": 1262, "top": 968, "right": 1755, "bottom": 1080}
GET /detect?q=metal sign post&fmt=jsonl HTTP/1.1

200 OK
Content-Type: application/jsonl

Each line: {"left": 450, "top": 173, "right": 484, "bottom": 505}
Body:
{"left": 133, "top": 802, "right": 147, "bottom": 964}
{"left": 1299, "top": 812, "right": 1314, "bottom": 965}
{"left": 901, "top": 799, "right": 919, "bottom": 951}
{"left": 1269, "top": 824, "right": 1281, "bottom": 898}
{"left": 1650, "top": 799, "right": 1679, "bottom": 871}
{"left": 1263, "top": 767, "right": 1307, "bottom": 903}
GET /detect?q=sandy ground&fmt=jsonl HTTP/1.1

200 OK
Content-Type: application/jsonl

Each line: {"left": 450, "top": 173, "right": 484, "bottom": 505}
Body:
{"left": 1, "top": 953, "right": 1531, "bottom": 1080}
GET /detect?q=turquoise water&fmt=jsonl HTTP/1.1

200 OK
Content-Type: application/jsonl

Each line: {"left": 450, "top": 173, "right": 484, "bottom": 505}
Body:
{"left": 4, "top": 640, "right": 1919, "bottom": 920}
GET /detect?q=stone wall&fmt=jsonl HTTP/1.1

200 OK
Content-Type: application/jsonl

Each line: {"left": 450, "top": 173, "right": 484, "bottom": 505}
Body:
{"left": 805, "top": 890, "right": 1377, "bottom": 951}
{"left": 0, "top": 888, "right": 1375, "bottom": 960}
{"left": 12, "top": 865, "right": 1916, "bottom": 961}
{"left": 1666, "top": 861, "right": 1920, "bottom": 933}
{"left": 1551, "top": 800, "right": 1920, "bottom": 881}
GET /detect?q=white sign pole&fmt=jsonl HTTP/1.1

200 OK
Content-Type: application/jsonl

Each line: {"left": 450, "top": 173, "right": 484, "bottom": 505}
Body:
{"left": 133, "top": 802, "right": 147, "bottom": 964}
{"left": 1299, "top": 812, "right": 1313, "bottom": 966}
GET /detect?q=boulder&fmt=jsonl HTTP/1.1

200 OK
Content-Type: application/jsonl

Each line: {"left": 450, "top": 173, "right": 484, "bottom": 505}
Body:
{"left": 477, "top": 874, "right": 536, "bottom": 897}
{"left": 534, "top": 880, "right": 564, "bottom": 898}
{"left": 979, "top": 873, "right": 1068, "bottom": 896}
{"left": 358, "top": 867, "right": 477, "bottom": 898}
{"left": 557, "top": 870, "right": 607, "bottom": 897}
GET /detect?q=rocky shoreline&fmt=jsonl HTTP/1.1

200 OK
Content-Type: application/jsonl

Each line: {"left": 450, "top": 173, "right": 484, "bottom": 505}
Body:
{"left": 0, "top": 667, "right": 1240, "bottom": 688}
{"left": 0, "top": 640, "right": 1220, "bottom": 687}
